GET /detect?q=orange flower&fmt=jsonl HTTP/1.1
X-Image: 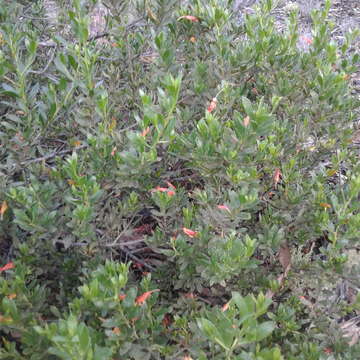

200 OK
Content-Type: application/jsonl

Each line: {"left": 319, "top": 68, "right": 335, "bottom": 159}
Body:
{"left": 0, "top": 200, "right": 8, "bottom": 219}
{"left": 151, "top": 186, "right": 169, "bottom": 193}
{"left": 221, "top": 302, "right": 230, "bottom": 312}
{"left": 301, "top": 36, "right": 313, "bottom": 45}
{"left": 150, "top": 184, "right": 176, "bottom": 197}
{"left": 207, "top": 97, "right": 217, "bottom": 113}
{"left": 166, "top": 181, "right": 176, "bottom": 190}
{"left": 243, "top": 116, "right": 250, "bottom": 127}
{"left": 0, "top": 315, "right": 13, "bottom": 323}
{"left": 319, "top": 202, "right": 331, "bottom": 209}
{"left": 73, "top": 140, "right": 82, "bottom": 147}
{"left": 273, "top": 168, "right": 282, "bottom": 187}
{"left": 135, "top": 289, "right": 159, "bottom": 306}
{"left": 217, "top": 204, "right": 230, "bottom": 212}
{"left": 182, "top": 227, "right": 198, "bottom": 238}
{"left": 184, "top": 292, "right": 196, "bottom": 299}
{"left": 7, "top": 293, "right": 16, "bottom": 300}
{"left": 141, "top": 127, "right": 150, "bottom": 137}
{"left": 118, "top": 294, "right": 126, "bottom": 301}
{"left": 0, "top": 262, "right": 14, "bottom": 273}
{"left": 178, "top": 15, "right": 199, "bottom": 23}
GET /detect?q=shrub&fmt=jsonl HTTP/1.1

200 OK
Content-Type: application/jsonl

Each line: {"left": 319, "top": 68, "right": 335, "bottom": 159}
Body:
{"left": 0, "top": 0, "right": 360, "bottom": 358}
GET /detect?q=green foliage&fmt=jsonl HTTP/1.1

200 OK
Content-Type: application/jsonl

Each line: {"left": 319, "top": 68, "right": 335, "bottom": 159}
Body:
{"left": 197, "top": 292, "right": 279, "bottom": 359}
{"left": 0, "top": 0, "right": 360, "bottom": 358}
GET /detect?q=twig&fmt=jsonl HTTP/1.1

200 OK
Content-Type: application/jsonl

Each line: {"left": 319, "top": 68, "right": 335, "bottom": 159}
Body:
{"left": 29, "top": 46, "right": 57, "bottom": 75}
{"left": 119, "top": 247, "right": 156, "bottom": 272}
{"left": 21, "top": 144, "right": 87, "bottom": 166}
{"left": 88, "top": 32, "right": 110, "bottom": 42}
{"left": 104, "top": 238, "right": 145, "bottom": 247}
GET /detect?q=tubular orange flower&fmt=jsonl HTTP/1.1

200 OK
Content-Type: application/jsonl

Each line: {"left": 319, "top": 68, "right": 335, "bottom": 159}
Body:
{"left": 273, "top": 168, "right": 282, "bottom": 187}
{"left": 221, "top": 302, "right": 230, "bottom": 312}
{"left": 217, "top": 204, "right": 230, "bottom": 212}
{"left": 141, "top": 127, "right": 150, "bottom": 137}
{"left": 151, "top": 186, "right": 169, "bottom": 193}
{"left": 243, "top": 116, "right": 250, "bottom": 127}
{"left": 0, "top": 200, "right": 8, "bottom": 219}
{"left": 112, "top": 327, "right": 121, "bottom": 335}
{"left": 135, "top": 289, "right": 160, "bottom": 305}
{"left": 177, "top": 15, "right": 199, "bottom": 22}
{"left": 301, "top": 35, "right": 313, "bottom": 45}
{"left": 207, "top": 97, "right": 217, "bottom": 113}
{"left": 151, "top": 184, "right": 176, "bottom": 197}
{"left": 182, "top": 227, "right": 198, "bottom": 238}
{"left": 0, "top": 262, "right": 14, "bottom": 273}
{"left": 166, "top": 181, "right": 176, "bottom": 189}
{"left": 184, "top": 292, "right": 196, "bottom": 299}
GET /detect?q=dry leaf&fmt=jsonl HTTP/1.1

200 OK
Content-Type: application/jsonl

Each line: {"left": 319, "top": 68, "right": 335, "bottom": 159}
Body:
{"left": 279, "top": 241, "right": 291, "bottom": 273}
{"left": 146, "top": 8, "right": 158, "bottom": 22}
{"left": 340, "top": 317, "right": 360, "bottom": 346}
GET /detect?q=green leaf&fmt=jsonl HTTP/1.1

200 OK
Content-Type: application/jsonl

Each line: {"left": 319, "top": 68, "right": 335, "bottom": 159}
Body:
{"left": 94, "top": 345, "right": 113, "bottom": 360}
{"left": 197, "top": 318, "right": 230, "bottom": 350}
{"left": 242, "top": 96, "right": 253, "bottom": 115}
{"left": 78, "top": 324, "right": 90, "bottom": 353}
{"left": 254, "top": 321, "right": 275, "bottom": 341}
